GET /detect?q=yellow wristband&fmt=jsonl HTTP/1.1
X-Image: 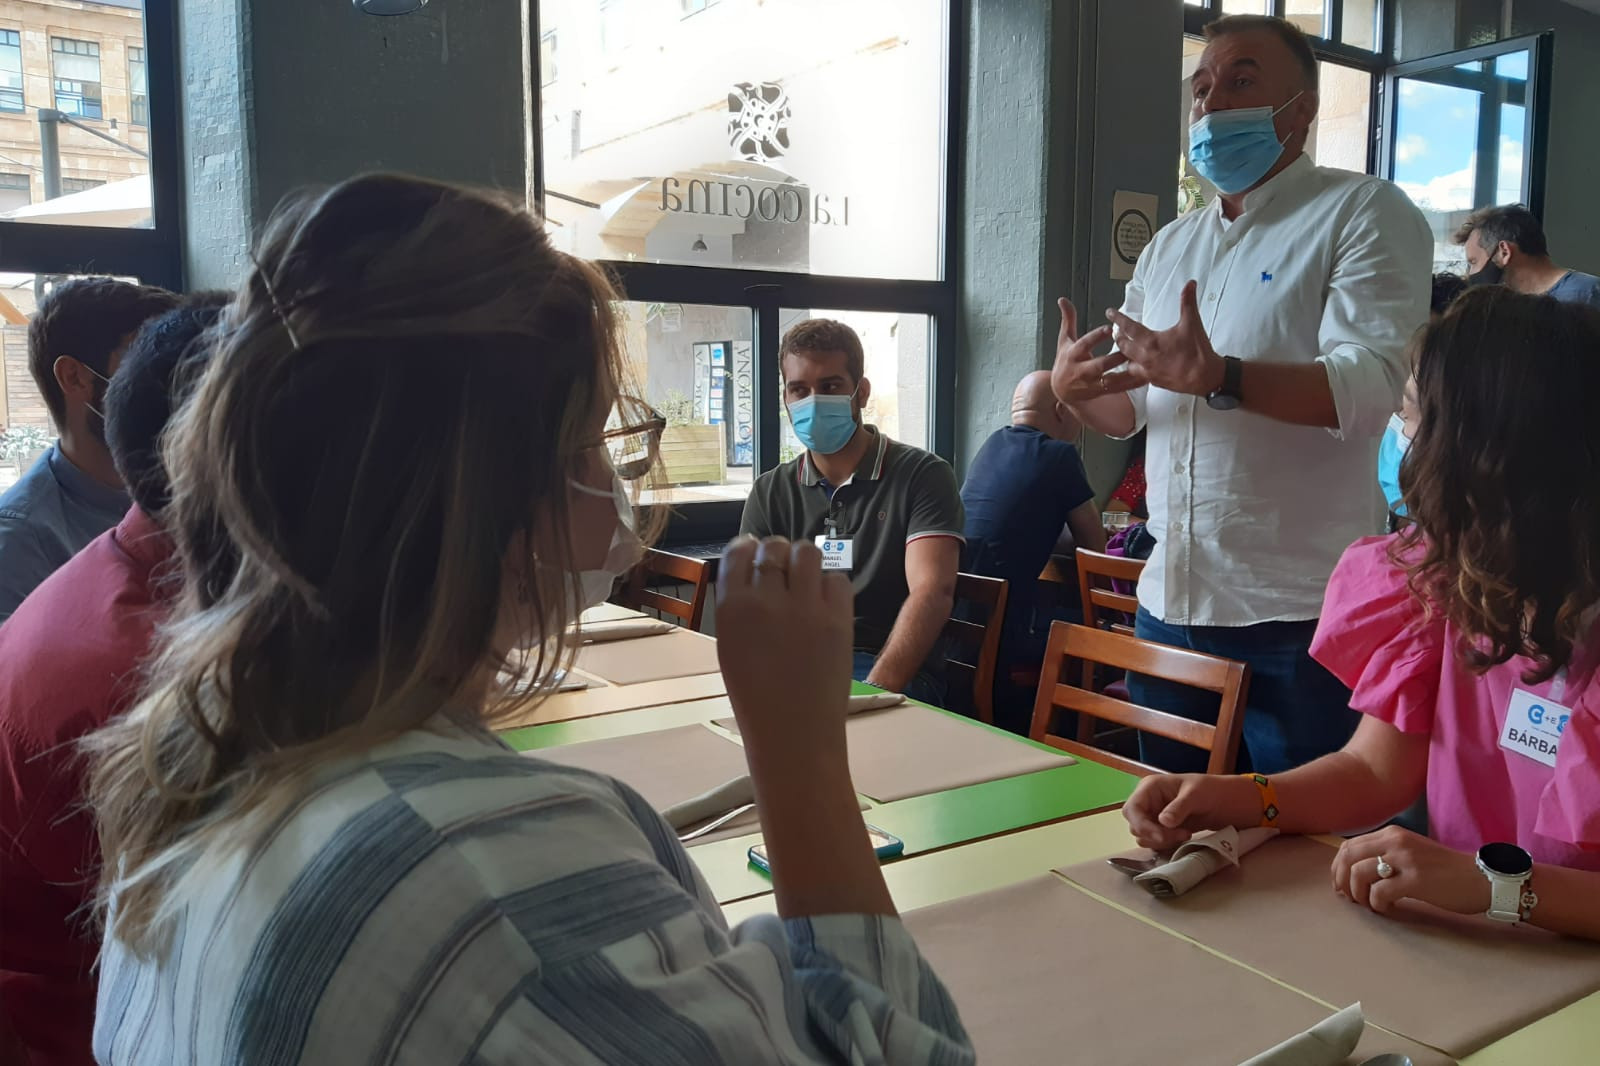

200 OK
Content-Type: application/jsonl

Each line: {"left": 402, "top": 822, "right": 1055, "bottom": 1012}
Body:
{"left": 1241, "top": 773, "right": 1280, "bottom": 828}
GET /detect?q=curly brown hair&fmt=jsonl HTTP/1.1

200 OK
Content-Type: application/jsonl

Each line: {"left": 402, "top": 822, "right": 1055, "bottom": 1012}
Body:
{"left": 1397, "top": 285, "right": 1600, "bottom": 682}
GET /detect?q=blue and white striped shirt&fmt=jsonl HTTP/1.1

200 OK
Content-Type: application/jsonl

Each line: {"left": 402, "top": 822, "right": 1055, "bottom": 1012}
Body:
{"left": 94, "top": 720, "right": 973, "bottom": 1065}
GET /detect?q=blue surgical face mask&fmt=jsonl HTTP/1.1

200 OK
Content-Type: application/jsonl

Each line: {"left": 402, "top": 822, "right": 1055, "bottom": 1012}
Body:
{"left": 1188, "top": 92, "right": 1303, "bottom": 195}
{"left": 1377, "top": 413, "right": 1410, "bottom": 515}
{"left": 788, "top": 385, "right": 860, "bottom": 456}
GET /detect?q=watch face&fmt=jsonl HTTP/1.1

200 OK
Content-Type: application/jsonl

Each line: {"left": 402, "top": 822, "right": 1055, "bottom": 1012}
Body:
{"left": 1478, "top": 841, "right": 1533, "bottom": 877}
{"left": 1206, "top": 393, "right": 1242, "bottom": 412}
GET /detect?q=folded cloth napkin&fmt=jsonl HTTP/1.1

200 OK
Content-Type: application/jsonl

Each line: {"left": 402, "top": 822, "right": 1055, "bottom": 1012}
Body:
{"left": 1237, "top": 1004, "right": 1365, "bottom": 1066}
{"left": 713, "top": 692, "right": 907, "bottom": 733}
{"left": 660, "top": 775, "right": 755, "bottom": 831}
{"left": 1133, "top": 825, "right": 1280, "bottom": 897}
{"left": 573, "top": 620, "right": 677, "bottom": 643}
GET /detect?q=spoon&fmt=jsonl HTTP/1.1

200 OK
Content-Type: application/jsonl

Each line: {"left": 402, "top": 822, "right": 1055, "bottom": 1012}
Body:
{"left": 1358, "top": 1056, "right": 1413, "bottom": 1066}
{"left": 1106, "top": 854, "right": 1165, "bottom": 876}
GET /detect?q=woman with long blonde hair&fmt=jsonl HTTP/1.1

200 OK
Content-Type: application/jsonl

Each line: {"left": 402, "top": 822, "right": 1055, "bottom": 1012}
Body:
{"left": 88, "top": 174, "right": 971, "bottom": 1064}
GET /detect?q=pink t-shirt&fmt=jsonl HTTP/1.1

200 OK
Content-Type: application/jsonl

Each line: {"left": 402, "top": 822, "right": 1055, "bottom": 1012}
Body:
{"left": 1311, "top": 536, "right": 1600, "bottom": 871}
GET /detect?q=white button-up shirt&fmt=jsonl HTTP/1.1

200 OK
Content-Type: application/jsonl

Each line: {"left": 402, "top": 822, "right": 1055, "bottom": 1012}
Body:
{"left": 1122, "top": 154, "right": 1431, "bottom": 627}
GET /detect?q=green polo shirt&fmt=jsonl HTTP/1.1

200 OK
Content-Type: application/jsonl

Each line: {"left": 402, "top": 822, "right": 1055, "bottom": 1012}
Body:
{"left": 739, "top": 426, "right": 964, "bottom": 653}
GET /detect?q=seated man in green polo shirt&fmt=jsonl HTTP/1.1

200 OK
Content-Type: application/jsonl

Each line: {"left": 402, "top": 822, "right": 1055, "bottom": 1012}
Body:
{"left": 739, "top": 319, "right": 964, "bottom": 705}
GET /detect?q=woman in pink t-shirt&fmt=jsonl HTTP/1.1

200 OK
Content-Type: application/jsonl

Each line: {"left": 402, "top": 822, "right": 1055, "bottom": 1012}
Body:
{"left": 1124, "top": 286, "right": 1600, "bottom": 941}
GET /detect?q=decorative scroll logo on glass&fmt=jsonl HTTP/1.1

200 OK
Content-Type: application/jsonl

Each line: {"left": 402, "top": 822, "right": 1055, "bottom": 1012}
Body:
{"left": 728, "top": 81, "right": 791, "bottom": 163}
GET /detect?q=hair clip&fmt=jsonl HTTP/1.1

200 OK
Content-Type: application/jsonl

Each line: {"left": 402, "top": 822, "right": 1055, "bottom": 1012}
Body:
{"left": 248, "top": 251, "right": 303, "bottom": 352}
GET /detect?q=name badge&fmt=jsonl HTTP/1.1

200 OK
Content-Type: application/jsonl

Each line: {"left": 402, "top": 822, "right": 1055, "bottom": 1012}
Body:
{"left": 815, "top": 536, "right": 854, "bottom": 572}
{"left": 1499, "top": 687, "right": 1571, "bottom": 768}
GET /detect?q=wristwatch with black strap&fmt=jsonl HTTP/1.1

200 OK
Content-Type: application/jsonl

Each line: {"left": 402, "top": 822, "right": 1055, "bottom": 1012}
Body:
{"left": 1206, "top": 354, "right": 1243, "bottom": 411}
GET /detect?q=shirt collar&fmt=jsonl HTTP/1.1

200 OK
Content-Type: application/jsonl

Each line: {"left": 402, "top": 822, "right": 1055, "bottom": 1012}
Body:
{"left": 1213, "top": 152, "right": 1315, "bottom": 221}
{"left": 112, "top": 504, "right": 174, "bottom": 575}
{"left": 798, "top": 425, "right": 888, "bottom": 488}
{"left": 47, "top": 441, "right": 130, "bottom": 514}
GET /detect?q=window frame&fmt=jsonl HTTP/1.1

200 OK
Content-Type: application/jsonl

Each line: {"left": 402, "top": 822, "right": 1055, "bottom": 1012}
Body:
{"left": 128, "top": 43, "right": 148, "bottom": 127}
{"left": 0, "top": 1, "right": 182, "bottom": 290}
{"left": 51, "top": 36, "right": 105, "bottom": 121}
{"left": 1184, "top": 0, "right": 1393, "bottom": 175}
{"left": 0, "top": 28, "right": 24, "bottom": 114}
{"left": 528, "top": 0, "right": 965, "bottom": 528}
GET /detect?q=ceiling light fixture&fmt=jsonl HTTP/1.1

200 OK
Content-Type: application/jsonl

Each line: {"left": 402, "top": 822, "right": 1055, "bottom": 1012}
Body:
{"left": 691, "top": 235, "right": 708, "bottom": 252}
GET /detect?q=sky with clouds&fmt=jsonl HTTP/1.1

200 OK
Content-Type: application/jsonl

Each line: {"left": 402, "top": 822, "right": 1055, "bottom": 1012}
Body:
{"left": 1392, "top": 50, "right": 1529, "bottom": 213}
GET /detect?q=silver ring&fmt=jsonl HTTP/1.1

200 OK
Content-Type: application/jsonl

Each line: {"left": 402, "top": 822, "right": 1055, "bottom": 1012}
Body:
{"left": 753, "top": 561, "right": 788, "bottom": 575}
{"left": 1375, "top": 856, "right": 1395, "bottom": 880}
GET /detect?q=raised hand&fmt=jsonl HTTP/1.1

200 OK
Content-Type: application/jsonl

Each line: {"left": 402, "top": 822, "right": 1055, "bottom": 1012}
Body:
{"left": 1051, "top": 297, "right": 1143, "bottom": 405}
{"left": 1105, "top": 280, "right": 1226, "bottom": 397}
{"left": 716, "top": 535, "right": 854, "bottom": 750}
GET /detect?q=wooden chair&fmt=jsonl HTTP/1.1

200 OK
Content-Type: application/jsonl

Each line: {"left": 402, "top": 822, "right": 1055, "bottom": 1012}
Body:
{"left": 616, "top": 549, "right": 712, "bottom": 630}
{"left": 1075, "top": 548, "right": 1145, "bottom": 635}
{"left": 941, "top": 572, "right": 1008, "bottom": 724}
{"left": 1029, "top": 621, "right": 1249, "bottom": 776}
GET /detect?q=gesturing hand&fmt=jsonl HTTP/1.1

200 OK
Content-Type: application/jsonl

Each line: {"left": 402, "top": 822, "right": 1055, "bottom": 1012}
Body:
{"left": 1051, "top": 297, "right": 1143, "bottom": 405}
{"left": 1331, "top": 825, "right": 1491, "bottom": 918}
{"left": 1105, "top": 280, "right": 1226, "bottom": 397}
{"left": 715, "top": 536, "right": 854, "bottom": 752}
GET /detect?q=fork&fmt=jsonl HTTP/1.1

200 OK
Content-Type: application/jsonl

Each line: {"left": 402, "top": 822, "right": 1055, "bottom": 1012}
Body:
{"left": 676, "top": 803, "right": 757, "bottom": 843}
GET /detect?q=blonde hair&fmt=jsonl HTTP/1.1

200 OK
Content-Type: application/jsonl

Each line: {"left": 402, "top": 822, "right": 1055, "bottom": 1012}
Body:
{"left": 88, "top": 174, "right": 642, "bottom": 955}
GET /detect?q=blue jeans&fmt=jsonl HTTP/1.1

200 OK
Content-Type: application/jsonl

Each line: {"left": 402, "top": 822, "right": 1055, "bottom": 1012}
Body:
{"left": 1127, "top": 608, "right": 1359, "bottom": 775}
{"left": 852, "top": 651, "right": 947, "bottom": 709}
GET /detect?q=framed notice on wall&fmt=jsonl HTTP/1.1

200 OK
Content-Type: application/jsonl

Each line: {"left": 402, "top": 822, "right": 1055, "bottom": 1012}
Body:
{"left": 1110, "top": 190, "right": 1159, "bottom": 282}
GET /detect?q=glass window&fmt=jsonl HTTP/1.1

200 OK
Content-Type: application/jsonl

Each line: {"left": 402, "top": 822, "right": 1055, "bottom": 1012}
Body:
{"left": 777, "top": 309, "right": 930, "bottom": 458}
{"left": 1341, "top": 0, "right": 1379, "bottom": 51}
{"left": 0, "top": 272, "right": 141, "bottom": 493}
{"left": 540, "top": 31, "right": 556, "bottom": 86}
{"left": 1391, "top": 47, "right": 1533, "bottom": 271}
{"left": 0, "top": 171, "right": 29, "bottom": 212}
{"left": 1221, "top": 0, "right": 1268, "bottom": 13}
{"left": 128, "top": 45, "right": 148, "bottom": 125}
{"left": 1284, "top": 0, "right": 1326, "bottom": 37}
{"left": 61, "top": 177, "right": 106, "bottom": 194}
{"left": 618, "top": 301, "right": 756, "bottom": 505}
{"left": 538, "top": 0, "right": 947, "bottom": 280}
{"left": 0, "top": 29, "right": 22, "bottom": 112}
{"left": 1310, "top": 61, "right": 1372, "bottom": 174}
{"left": 681, "top": 0, "right": 716, "bottom": 15}
{"left": 598, "top": 0, "right": 627, "bottom": 55}
{"left": 52, "top": 38, "right": 103, "bottom": 120}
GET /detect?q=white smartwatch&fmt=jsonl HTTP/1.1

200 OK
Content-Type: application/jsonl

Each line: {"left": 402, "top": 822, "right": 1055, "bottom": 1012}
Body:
{"left": 1476, "top": 842, "right": 1537, "bottom": 923}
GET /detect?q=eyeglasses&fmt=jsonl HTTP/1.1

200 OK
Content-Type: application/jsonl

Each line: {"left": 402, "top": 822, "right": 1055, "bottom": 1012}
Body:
{"left": 600, "top": 394, "right": 666, "bottom": 482}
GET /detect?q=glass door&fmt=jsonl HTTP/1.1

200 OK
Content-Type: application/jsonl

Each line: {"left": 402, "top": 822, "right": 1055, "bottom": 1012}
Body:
{"left": 1381, "top": 33, "right": 1552, "bottom": 271}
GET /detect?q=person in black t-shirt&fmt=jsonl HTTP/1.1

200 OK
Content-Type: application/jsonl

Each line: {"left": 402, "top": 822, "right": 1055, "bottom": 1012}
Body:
{"left": 960, "top": 372, "right": 1104, "bottom": 728}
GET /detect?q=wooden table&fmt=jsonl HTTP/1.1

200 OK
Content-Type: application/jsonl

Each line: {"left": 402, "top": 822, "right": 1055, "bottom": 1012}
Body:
{"left": 502, "top": 685, "right": 1139, "bottom": 904}
{"left": 721, "top": 812, "right": 1598, "bottom": 1064}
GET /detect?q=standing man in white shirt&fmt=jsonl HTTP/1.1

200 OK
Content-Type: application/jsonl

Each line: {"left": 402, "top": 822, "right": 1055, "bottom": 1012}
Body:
{"left": 1051, "top": 14, "right": 1431, "bottom": 774}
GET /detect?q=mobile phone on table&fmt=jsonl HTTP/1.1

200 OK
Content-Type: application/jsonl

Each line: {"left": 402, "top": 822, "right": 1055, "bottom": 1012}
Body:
{"left": 747, "top": 825, "right": 904, "bottom": 874}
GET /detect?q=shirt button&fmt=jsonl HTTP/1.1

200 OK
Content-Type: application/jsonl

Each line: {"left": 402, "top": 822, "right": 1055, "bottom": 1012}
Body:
{"left": 1171, "top": 519, "right": 1184, "bottom": 533}
{"left": 1174, "top": 461, "right": 1186, "bottom": 474}
{"left": 1206, "top": 293, "right": 1218, "bottom": 303}
{"left": 1177, "top": 401, "right": 1191, "bottom": 416}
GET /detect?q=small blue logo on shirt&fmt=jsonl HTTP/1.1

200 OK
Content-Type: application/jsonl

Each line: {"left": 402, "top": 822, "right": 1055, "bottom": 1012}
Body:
{"left": 1260, "top": 270, "right": 1273, "bottom": 282}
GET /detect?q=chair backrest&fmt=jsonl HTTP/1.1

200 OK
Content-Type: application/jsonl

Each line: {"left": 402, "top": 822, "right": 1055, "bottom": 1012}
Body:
{"left": 617, "top": 549, "right": 712, "bottom": 629}
{"left": 941, "top": 572, "right": 1008, "bottom": 724}
{"left": 1029, "top": 621, "right": 1249, "bottom": 776}
{"left": 1075, "top": 548, "right": 1145, "bottom": 635}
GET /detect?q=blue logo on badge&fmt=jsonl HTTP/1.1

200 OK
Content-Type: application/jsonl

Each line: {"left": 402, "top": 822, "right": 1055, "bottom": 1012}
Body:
{"left": 1260, "top": 271, "right": 1273, "bottom": 282}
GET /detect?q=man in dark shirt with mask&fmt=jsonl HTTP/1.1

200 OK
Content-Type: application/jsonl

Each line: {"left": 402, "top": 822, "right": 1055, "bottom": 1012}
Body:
{"left": 739, "top": 319, "right": 963, "bottom": 704}
{"left": 1454, "top": 203, "right": 1600, "bottom": 306}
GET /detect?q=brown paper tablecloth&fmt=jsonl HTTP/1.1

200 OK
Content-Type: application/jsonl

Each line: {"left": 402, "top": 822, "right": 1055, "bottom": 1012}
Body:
{"left": 529, "top": 724, "right": 757, "bottom": 844}
{"left": 901, "top": 875, "right": 1452, "bottom": 1066}
{"left": 715, "top": 703, "right": 1073, "bottom": 802}
{"left": 575, "top": 628, "right": 722, "bottom": 685}
{"left": 1059, "top": 835, "right": 1600, "bottom": 1058}
{"left": 837, "top": 703, "right": 1072, "bottom": 802}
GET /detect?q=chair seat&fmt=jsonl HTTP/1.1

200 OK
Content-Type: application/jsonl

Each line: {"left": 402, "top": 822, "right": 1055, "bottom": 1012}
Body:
{"left": 1104, "top": 678, "right": 1129, "bottom": 702}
